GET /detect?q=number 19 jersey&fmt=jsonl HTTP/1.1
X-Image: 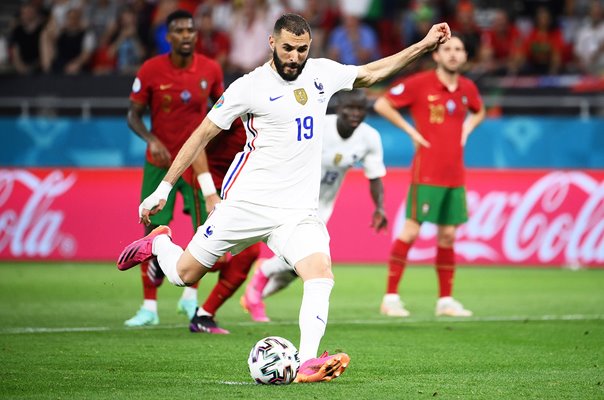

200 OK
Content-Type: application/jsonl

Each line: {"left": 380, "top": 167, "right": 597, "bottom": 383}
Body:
{"left": 207, "top": 58, "right": 358, "bottom": 209}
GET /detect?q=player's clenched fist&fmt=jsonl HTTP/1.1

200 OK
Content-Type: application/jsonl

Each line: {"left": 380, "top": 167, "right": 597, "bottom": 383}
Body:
{"left": 423, "top": 23, "right": 451, "bottom": 51}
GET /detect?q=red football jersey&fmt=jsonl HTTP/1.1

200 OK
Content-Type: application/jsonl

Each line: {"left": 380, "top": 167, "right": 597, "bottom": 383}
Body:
{"left": 130, "top": 52, "right": 224, "bottom": 167}
{"left": 385, "top": 70, "right": 483, "bottom": 187}
{"left": 206, "top": 118, "right": 246, "bottom": 187}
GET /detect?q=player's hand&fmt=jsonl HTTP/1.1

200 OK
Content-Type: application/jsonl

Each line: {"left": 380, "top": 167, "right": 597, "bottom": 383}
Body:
{"left": 148, "top": 138, "right": 171, "bottom": 168}
{"left": 138, "top": 181, "right": 172, "bottom": 225}
{"left": 422, "top": 22, "right": 451, "bottom": 51}
{"left": 204, "top": 193, "right": 221, "bottom": 213}
{"left": 461, "top": 125, "right": 471, "bottom": 146}
{"left": 410, "top": 130, "right": 430, "bottom": 149}
{"left": 371, "top": 208, "right": 388, "bottom": 233}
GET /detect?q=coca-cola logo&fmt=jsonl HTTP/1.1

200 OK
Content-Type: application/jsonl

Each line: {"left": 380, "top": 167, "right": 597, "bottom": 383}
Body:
{"left": 393, "top": 171, "right": 604, "bottom": 266}
{"left": 0, "top": 170, "right": 77, "bottom": 258}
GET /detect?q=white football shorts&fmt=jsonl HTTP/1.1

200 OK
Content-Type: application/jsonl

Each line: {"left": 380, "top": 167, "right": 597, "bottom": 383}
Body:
{"left": 187, "top": 200, "right": 330, "bottom": 269}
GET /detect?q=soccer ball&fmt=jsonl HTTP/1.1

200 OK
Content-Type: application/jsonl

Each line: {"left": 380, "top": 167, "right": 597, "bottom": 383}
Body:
{"left": 248, "top": 336, "right": 300, "bottom": 384}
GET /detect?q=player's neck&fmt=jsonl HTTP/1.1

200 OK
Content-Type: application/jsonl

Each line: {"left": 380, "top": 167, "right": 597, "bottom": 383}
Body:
{"left": 435, "top": 68, "right": 459, "bottom": 92}
{"left": 169, "top": 52, "right": 194, "bottom": 69}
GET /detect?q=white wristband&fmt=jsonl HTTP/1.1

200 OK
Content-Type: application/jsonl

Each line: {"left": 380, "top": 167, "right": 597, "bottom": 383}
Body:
{"left": 197, "top": 172, "right": 216, "bottom": 197}
{"left": 157, "top": 180, "right": 173, "bottom": 198}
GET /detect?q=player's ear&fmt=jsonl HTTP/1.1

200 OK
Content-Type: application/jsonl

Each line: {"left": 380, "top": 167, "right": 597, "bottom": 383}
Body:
{"left": 268, "top": 35, "right": 275, "bottom": 52}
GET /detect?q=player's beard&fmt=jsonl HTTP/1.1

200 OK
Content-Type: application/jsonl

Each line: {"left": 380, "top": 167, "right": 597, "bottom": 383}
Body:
{"left": 272, "top": 49, "right": 306, "bottom": 81}
{"left": 176, "top": 46, "right": 193, "bottom": 58}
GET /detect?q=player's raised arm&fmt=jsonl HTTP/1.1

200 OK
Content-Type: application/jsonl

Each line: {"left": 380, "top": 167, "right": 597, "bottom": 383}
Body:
{"left": 139, "top": 117, "right": 223, "bottom": 225}
{"left": 354, "top": 22, "right": 451, "bottom": 88}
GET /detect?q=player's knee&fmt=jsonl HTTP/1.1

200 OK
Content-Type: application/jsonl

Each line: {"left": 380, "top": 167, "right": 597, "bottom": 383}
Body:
{"left": 296, "top": 253, "right": 332, "bottom": 280}
{"left": 177, "top": 264, "right": 206, "bottom": 286}
{"left": 437, "top": 231, "right": 456, "bottom": 247}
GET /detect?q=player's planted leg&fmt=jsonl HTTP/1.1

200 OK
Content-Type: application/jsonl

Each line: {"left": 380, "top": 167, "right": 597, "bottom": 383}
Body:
{"left": 294, "top": 252, "right": 350, "bottom": 383}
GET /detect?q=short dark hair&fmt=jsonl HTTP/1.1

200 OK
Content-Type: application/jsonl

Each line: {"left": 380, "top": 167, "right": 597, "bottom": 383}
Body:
{"left": 335, "top": 89, "right": 367, "bottom": 107}
{"left": 273, "top": 13, "right": 312, "bottom": 38}
{"left": 166, "top": 9, "right": 193, "bottom": 29}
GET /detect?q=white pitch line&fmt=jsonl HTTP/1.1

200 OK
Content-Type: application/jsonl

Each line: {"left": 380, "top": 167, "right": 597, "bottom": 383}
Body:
{"left": 1, "top": 314, "right": 603, "bottom": 335}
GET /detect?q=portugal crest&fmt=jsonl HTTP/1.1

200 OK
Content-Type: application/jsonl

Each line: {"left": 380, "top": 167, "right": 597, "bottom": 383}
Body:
{"left": 294, "top": 88, "right": 308, "bottom": 105}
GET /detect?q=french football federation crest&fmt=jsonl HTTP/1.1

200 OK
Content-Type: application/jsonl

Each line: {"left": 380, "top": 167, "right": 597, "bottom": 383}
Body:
{"left": 294, "top": 88, "right": 308, "bottom": 105}
{"left": 333, "top": 153, "right": 343, "bottom": 166}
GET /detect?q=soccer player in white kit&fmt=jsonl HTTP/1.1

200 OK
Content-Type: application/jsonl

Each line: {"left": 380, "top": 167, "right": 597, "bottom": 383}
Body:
{"left": 117, "top": 13, "right": 451, "bottom": 383}
{"left": 240, "top": 89, "right": 388, "bottom": 323}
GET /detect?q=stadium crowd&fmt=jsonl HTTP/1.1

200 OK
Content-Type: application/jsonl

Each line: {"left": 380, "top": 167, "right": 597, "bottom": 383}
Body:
{"left": 2, "top": 0, "right": 603, "bottom": 79}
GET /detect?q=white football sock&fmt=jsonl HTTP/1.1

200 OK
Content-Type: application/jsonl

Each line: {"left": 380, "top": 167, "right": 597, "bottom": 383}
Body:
{"left": 153, "top": 235, "right": 185, "bottom": 286}
{"left": 298, "top": 278, "right": 334, "bottom": 363}
{"left": 262, "top": 271, "right": 297, "bottom": 298}
{"left": 260, "top": 256, "right": 291, "bottom": 276}
{"left": 181, "top": 287, "right": 197, "bottom": 300}
{"left": 196, "top": 307, "right": 212, "bottom": 317}
{"left": 142, "top": 299, "right": 157, "bottom": 313}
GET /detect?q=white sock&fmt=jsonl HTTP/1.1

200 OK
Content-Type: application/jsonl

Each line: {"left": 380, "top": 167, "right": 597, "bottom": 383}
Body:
{"left": 298, "top": 278, "right": 334, "bottom": 364}
{"left": 262, "top": 271, "right": 297, "bottom": 298}
{"left": 260, "top": 256, "right": 291, "bottom": 276}
{"left": 196, "top": 307, "right": 212, "bottom": 317}
{"left": 181, "top": 287, "right": 197, "bottom": 300}
{"left": 142, "top": 299, "right": 157, "bottom": 313}
{"left": 153, "top": 235, "right": 185, "bottom": 286}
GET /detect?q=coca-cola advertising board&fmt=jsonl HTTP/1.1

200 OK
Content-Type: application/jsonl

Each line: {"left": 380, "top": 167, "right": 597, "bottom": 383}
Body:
{"left": 1, "top": 168, "right": 602, "bottom": 267}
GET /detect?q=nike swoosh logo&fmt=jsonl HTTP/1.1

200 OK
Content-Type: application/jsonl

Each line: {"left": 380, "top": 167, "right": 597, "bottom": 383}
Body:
{"left": 160, "top": 84, "right": 173, "bottom": 90}
{"left": 269, "top": 95, "right": 283, "bottom": 101}
{"left": 427, "top": 95, "right": 440, "bottom": 101}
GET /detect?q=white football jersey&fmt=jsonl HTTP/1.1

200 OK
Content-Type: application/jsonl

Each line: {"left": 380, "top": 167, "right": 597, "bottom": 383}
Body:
{"left": 318, "top": 114, "right": 386, "bottom": 222}
{"left": 207, "top": 58, "right": 358, "bottom": 209}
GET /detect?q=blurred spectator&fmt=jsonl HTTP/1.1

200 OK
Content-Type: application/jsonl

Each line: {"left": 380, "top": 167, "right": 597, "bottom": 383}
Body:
{"left": 514, "top": 6, "right": 566, "bottom": 75}
{"left": 151, "top": 0, "right": 180, "bottom": 55}
{"left": 327, "top": 13, "right": 380, "bottom": 65}
{"left": 107, "top": 6, "right": 146, "bottom": 74}
{"left": 84, "top": 0, "right": 118, "bottom": 41}
{"left": 0, "top": 33, "right": 8, "bottom": 74}
{"left": 573, "top": 0, "right": 604, "bottom": 76}
{"left": 449, "top": 1, "right": 482, "bottom": 68}
{"left": 47, "top": 0, "right": 83, "bottom": 31}
{"left": 399, "top": 3, "right": 436, "bottom": 73}
{"left": 41, "top": 7, "right": 96, "bottom": 74}
{"left": 29, "top": 0, "right": 51, "bottom": 22}
{"left": 337, "top": 0, "right": 372, "bottom": 18}
{"left": 129, "top": 0, "right": 155, "bottom": 58}
{"left": 401, "top": 2, "right": 436, "bottom": 47}
{"left": 9, "top": 2, "right": 45, "bottom": 75}
{"left": 298, "top": 0, "right": 339, "bottom": 58}
{"left": 364, "top": 0, "right": 404, "bottom": 57}
{"left": 477, "top": 9, "right": 523, "bottom": 76}
{"left": 228, "top": 0, "right": 273, "bottom": 75}
{"left": 202, "top": 0, "right": 234, "bottom": 32}
{"left": 194, "top": 4, "right": 231, "bottom": 69}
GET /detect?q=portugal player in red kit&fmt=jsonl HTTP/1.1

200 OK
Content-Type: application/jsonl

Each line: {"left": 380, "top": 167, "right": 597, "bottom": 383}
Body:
{"left": 374, "top": 35, "right": 485, "bottom": 317}
{"left": 125, "top": 10, "right": 258, "bottom": 330}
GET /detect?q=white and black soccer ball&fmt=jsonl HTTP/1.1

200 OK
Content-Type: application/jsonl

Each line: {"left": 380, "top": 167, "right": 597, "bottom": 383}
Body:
{"left": 248, "top": 336, "right": 300, "bottom": 384}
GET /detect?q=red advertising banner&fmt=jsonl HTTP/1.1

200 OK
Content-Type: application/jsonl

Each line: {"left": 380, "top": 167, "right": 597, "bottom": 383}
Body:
{"left": 1, "top": 168, "right": 603, "bottom": 267}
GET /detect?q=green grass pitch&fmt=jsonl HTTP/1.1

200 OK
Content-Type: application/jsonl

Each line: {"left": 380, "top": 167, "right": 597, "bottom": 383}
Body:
{"left": 1, "top": 263, "right": 603, "bottom": 399}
